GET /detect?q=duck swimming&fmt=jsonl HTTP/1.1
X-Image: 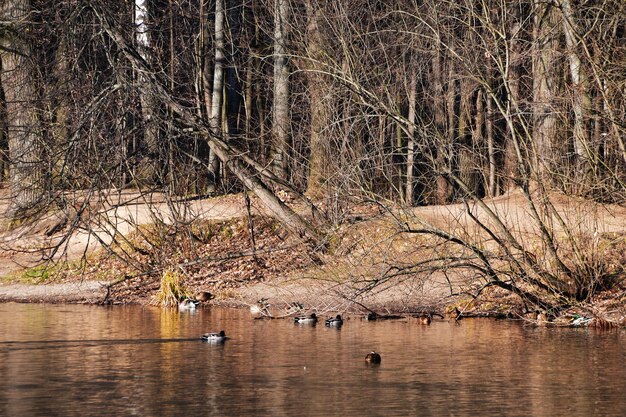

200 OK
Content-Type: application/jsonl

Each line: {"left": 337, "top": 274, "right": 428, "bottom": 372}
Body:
{"left": 418, "top": 315, "right": 431, "bottom": 325}
{"left": 179, "top": 298, "right": 200, "bottom": 311}
{"left": 201, "top": 330, "right": 228, "bottom": 342}
{"left": 325, "top": 314, "right": 343, "bottom": 327}
{"left": 365, "top": 351, "right": 381, "bottom": 364}
{"left": 294, "top": 313, "right": 318, "bottom": 324}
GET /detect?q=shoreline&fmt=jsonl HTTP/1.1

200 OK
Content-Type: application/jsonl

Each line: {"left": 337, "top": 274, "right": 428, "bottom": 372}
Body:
{"left": 0, "top": 277, "right": 450, "bottom": 315}
{"left": 0, "top": 281, "right": 110, "bottom": 304}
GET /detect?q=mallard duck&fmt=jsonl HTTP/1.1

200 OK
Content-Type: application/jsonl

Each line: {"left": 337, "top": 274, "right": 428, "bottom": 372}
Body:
{"left": 201, "top": 330, "right": 228, "bottom": 342}
{"left": 194, "top": 291, "right": 214, "bottom": 302}
{"left": 294, "top": 313, "right": 318, "bottom": 324}
{"left": 250, "top": 298, "right": 271, "bottom": 316}
{"left": 571, "top": 315, "right": 592, "bottom": 327}
{"left": 365, "top": 351, "right": 381, "bottom": 364}
{"left": 179, "top": 298, "right": 200, "bottom": 311}
{"left": 325, "top": 314, "right": 344, "bottom": 327}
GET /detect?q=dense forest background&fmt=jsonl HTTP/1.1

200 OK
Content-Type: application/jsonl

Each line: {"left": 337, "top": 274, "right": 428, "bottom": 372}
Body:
{"left": 0, "top": 0, "right": 625, "bottom": 311}
{"left": 1, "top": 0, "right": 624, "bottom": 214}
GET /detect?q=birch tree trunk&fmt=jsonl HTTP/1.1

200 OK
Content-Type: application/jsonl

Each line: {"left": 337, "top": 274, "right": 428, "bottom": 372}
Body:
{"left": 208, "top": 0, "right": 225, "bottom": 190}
{"left": 1, "top": 0, "right": 44, "bottom": 218}
{"left": 135, "top": 0, "right": 161, "bottom": 182}
{"left": 405, "top": 70, "right": 417, "bottom": 206}
{"left": 271, "top": 0, "right": 290, "bottom": 180}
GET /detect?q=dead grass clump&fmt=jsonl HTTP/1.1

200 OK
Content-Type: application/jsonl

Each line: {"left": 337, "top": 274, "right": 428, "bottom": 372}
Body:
{"left": 150, "top": 270, "right": 192, "bottom": 307}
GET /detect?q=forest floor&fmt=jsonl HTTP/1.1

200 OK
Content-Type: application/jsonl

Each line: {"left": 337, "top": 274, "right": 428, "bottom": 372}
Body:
{"left": 1, "top": 187, "right": 626, "bottom": 321}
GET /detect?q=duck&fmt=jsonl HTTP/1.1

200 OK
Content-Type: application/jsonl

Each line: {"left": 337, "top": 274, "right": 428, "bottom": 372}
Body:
{"left": 194, "top": 291, "right": 214, "bottom": 302}
{"left": 418, "top": 315, "right": 431, "bottom": 325}
{"left": 201, "top": 330, "right": 228, "bottom": 342}
{"left": 365, "top": 312, "right": 404, "bottom": 321}
{"left": 325, "top": 314, "right": 344, "bottom": 327}
{"left": 285, "top": 301, "right": 304, "bottom": 315}
{"left": 365, "top": 351, "right": 381, "bottom": 364}
{"left": 450, "top": 307, "right": 463, "bottom": 321}
{"left": 294, "top": 313, "right": 318, "bottom": 324}
{"left": 250, "top": 298, "right": 271, "bottom": 316}
{"left": 571, "top": 315, "right": 592, "bottom": 327}
{"left": 179, "top": 298, "right": 200, "bottom": 311}
{"left": 536, "top": 311, "right": 549, "bottom": 326}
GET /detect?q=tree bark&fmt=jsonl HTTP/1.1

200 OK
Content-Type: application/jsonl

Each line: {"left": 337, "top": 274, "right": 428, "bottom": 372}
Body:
{"left": 0, "top": 61, "right": 7, "bottom": 183}
{"left": 304, "top": 0, "right": 329, "bottom": 198}
{"left": 405, "top": 70, "right": 417, "bottom": 206}
{"left": 225, "top": 0, "right": 243, "bottom": 139}
{"left": 271, "top": 0, "right": 290, "bottom": 180}
{"left": 532, "top": 1, "right": 559, "bottom": 179}
{"left": 432, "top": 42, "right": 451, "bottom": 204}
{"left": 1, "top": 0, "right": 45, "bottom": 217}
{"left": 135, "top": 0, "right": 162, "bottom": 183}
{"left": 208, "top": 0, "right": 225, "bottom": 190}
{"left": 559, "top": 0, "right": 592, "bottom": 173}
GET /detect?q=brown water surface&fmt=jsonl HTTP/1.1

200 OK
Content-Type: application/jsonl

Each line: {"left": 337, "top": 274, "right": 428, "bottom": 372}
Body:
{"left": 0, "top": 303, "right": 624, "bottom": 416}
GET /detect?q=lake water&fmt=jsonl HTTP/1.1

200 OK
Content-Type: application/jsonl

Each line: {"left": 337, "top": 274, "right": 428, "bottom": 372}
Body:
{"left": 0, "top": 303, "right": 625, "bottom": 416}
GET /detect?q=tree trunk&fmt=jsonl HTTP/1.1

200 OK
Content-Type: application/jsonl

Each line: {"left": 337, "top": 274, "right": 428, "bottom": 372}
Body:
{"left": 432, "top": 42, "right": 451, "bottom": 204}
{"left": 559, "top": 0, "right": 592, "bottom": 174}
{"left": 503, "top": 1, "right": 524, "bottom": 192}
{"left": 135, "top": 0, "right": 162, "bottom": 183}
{"left": 304, "top": 0, "right": 329, "bottom": 198}
{"left": 532, "top": 1, "right": 559, "bottom": 179}
{"left": 405, "top": 70, "right": 417, "bottom": 206}
{"left": 208, "top": 0, "right": 225, "bottom": 190}
{"left": 0, "top": 62, "right": 7, "bottom": 183}
{"left": 93, "top": 5, "right": 324, "bottom": 249}
{"left": 225, "top": 0, "right": 243, "bottom": 139}
{"left": 1, "top": 0, "right": 45, "bottom": 218}
{"left": 271, "top": 0, "right": 290, "bottom": 180}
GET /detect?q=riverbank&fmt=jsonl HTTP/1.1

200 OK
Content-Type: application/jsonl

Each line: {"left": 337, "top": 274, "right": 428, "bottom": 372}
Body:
{"left": 1, "top": 189, "right": 626, "bottom": 323}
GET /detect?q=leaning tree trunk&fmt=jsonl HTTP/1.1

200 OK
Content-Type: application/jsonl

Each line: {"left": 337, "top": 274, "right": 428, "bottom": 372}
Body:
{"left": 91, "top": 5, "right": 325, "bottom": 249}
{"left": 1, "top": 0, "right": 44, "bottom": 218}
{"left": 271, "top": 0, "right": 290, "bottom": 180}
